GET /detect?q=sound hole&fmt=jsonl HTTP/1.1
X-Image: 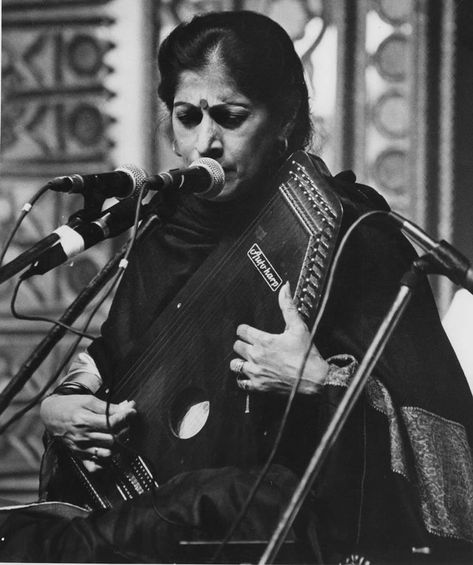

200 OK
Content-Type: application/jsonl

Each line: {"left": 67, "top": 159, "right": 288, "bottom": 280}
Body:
{"left": 169, "top": 387, "right": 210, "bottom": 439}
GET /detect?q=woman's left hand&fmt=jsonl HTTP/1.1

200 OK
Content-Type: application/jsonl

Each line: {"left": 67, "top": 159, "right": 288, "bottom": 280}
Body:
{"left": 230, "top": 281, "right": 329, "bottom": 395}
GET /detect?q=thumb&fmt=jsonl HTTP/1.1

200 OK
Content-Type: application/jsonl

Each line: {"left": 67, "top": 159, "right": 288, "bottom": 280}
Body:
{"left": 108, "top": 401, "right": 136, "bottom": 429}
{"left": 278, "top": 281, "right": 305, "bottom": 331}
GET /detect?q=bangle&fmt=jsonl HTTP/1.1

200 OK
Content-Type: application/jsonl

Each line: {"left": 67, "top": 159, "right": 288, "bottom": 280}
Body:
{"left": 51, "top": 381, "right": 93, "bottom": 396}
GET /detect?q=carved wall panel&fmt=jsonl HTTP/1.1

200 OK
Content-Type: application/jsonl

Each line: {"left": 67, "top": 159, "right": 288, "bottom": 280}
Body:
{"left": 344, "top": 0, "right": 458, "bottom": 310}
{"left": 0, "top": 0, "right": 117, "bottom": 503}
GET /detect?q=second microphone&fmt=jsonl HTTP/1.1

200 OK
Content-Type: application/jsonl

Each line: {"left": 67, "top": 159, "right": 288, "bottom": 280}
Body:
{"left": 143, "top": 158, "right": 225, "bottom": 198}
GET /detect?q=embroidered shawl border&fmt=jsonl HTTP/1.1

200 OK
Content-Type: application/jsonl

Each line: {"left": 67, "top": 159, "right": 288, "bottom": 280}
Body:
{"left": 324, "top": 357, "right": 473, "bottom": 543}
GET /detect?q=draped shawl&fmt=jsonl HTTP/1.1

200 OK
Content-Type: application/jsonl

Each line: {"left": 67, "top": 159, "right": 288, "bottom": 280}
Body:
{"left": 75, "top": 156, "right": 473, "bottom": 561}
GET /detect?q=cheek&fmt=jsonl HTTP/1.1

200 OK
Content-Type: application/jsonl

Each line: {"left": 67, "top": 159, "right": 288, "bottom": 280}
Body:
{"left": 234, "top": 127, "right": 275, "bottom": 163}
{"left": 173, "top": 129, "right": 195, "bottom": 159}
{"left": 172, "top": 119, "right": 192, "bottom": 144}
{"left": 242, "top": 132, "right": 278, "bottom": 171}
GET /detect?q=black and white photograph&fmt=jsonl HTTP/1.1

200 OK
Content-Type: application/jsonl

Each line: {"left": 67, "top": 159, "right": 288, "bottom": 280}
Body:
{"left": 0, "top": 1, "right": 473, "bottom": 563}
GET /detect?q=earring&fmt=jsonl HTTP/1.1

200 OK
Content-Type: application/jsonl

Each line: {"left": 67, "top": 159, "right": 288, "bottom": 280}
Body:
{"left": 172, "top": 140, "right": 182, "bottom": 157}
{"left": 278, "top": 137, "right": 289, "bottom": 156}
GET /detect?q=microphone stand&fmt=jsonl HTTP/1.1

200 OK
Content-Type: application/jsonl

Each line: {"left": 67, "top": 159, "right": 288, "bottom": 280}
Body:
{"left": 0, "top": 232, "right": 68, "bottom": 286}
{"left": 259, "top": 252, "right": 446, "bottom": 564}
{"left": 0, "top": 212, "right": 161, "bottom": 420}
{"left": 0, "top": 208, "right": 99, "bottom": 287}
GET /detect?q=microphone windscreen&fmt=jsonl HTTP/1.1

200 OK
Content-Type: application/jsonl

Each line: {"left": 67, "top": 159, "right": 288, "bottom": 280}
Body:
{"left": 190, "top": 158, "right": 225, "bottom": 196}
{"left": 115, "top": 164, "right": 149, "bottom": 198}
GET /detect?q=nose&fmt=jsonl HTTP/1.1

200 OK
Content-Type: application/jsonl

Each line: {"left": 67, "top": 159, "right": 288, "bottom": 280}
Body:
{"left": 195, "top": 115, "right": 223, "bottom": 160}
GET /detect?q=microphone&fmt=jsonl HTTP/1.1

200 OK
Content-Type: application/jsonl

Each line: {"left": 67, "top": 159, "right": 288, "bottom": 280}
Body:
{"left": 47, "top": 164, "right": 149, "bottom": 199}
{"left": 21, "top": 198, "right": 142, "bottom": 279}
{"left": 143, "top": 157, "right": 225, "bottom": 198}
{"left": 389, "top": 211, "right": 473, "bottom": 293}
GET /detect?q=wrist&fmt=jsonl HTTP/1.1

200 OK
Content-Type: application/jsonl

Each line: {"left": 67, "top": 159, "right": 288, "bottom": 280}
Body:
{"left": 297, "top": 356, "right": 330, "bottom": 395}
{"left": 50, "top": 381, "right": 93, "bottom": 396}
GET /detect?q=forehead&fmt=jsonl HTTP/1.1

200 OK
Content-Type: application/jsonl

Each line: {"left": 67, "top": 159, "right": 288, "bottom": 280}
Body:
{"left": 174, "top": 65, "right": 250, "bottom": 106}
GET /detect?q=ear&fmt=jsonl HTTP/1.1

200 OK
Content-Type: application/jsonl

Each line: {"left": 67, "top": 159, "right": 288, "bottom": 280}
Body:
{"left": 278, "top": 120, "right": 293, "bottom": 142}
{"left": 276, "top": 137, "right": 289, "bottom": 157}
{"left": 278, "top": 99, "right": 301, "bottom": 144}
{"left": 276, "top": 112, "right": 298, "bottom": 157}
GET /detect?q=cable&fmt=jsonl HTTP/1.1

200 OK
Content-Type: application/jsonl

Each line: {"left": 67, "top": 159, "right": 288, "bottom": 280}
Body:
{"left": 0, "top": 184, "right": 149, "bottom": 436}
{"left": 10, "top": 277, "right": 97, "bottom": 340}
{"left": 211, "top": 210, "right": 385, "bottom": 562}
{"left": 6, "top": 186, "right": 151, "bottom": 341}
{"left": 0, "top": 268, "right": 122, "bottom": 435}
{"left": 0, "top": 185, "right": 50, "bottom": 267}
{"left": 103, "top": 182, "right": 153, "bottom": 454}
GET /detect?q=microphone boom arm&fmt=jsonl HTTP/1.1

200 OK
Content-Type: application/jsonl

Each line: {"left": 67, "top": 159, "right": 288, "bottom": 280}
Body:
{"left": 390, "top": 211, "right": 473, "bottom": 293}
{"left": 0, "top": 233, "right": 63, "bottom": 286}
{"left": 259, "top": 264, "right": 423, "bottom": 564}
{"left": 0, "top": 212, "right": 161, "bottom": 421}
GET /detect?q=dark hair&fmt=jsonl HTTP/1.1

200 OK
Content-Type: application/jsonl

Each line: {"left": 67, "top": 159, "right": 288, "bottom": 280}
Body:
{"left": 158, "top": 10, "right": 312, "bottom": 153}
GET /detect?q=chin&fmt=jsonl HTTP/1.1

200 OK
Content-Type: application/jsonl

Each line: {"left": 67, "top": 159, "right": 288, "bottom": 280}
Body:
{"left": 202, "top": 178, "right": 246, "bottom": 202}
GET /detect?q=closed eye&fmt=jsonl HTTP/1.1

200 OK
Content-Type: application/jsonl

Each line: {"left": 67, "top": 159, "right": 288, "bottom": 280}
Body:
{"left": 175, "top": 107, "right": 203, "bottom": 127}
{"left": 210, "top": 106, "right": 250, "bottom": 129}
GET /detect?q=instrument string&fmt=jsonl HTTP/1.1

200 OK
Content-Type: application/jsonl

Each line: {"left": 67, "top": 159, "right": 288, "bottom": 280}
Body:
{"left": 111, "top": 221, "right": 258, "bottom": 399}
{"left": 113, "top": 193, "right": 284, "bottom": 398}
{"left": 101, "top": 226, "right": 252, "bottom": 489}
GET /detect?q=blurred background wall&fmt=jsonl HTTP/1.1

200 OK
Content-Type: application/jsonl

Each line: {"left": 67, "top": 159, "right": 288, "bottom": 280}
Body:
{"left": 1, "top": 0, "right": 472, "bottom": 503}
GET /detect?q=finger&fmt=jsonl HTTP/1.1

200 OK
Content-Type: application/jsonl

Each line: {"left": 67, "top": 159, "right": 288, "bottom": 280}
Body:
{"left": 233, "top": 339, "right": 251, "bottom": 359}
{"left": 97, "top": 399, "right": 136, "bottom": 422}
{"left": 236, "top": 324, "right": 267, "bottom": 345}
{"left": 108, "top": 401, "right": 137, "bottom": 429}
{"left": 230, "top": 358, "right": 246, "bottom": 374}
{"left": 77, "top": 406, "right": 135, "bottom": 434}
{"left": 232, "top": 359, "right": 258, "bottom": 381}
{"left": 85, "top": 446, "right": 113, "bottom": 462}
{"left": 77, "top": 431, "right": 117, "bottom": 448}
{"left": 278, "top": 281, "right": 305, "bottom": 330}
{"left": 235, "top": 359, "right": 260, "bottom": 390}
{"left": 76, "top": 412, "right": 122, "bottom": 433}
{"left": 83, "top": 459, "right": 103, "bottom": 473}
{"left": 63, "top": 438, "right": 111, "bottom": 458}
{"left": 236, "top": 378, "right": 253, "bottom": 392}
{"left": 86, "top": 396, "right": 127, "bottom": 415}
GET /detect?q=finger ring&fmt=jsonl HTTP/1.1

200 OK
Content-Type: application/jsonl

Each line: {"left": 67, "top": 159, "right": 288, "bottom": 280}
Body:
{"left": 240, "top": 379, "right": 251, "bottom": 391}
{"left": 233, "top": 358, "right": 245, "bottom": 375}
{"left": 91, "top": 448, "right": 99, "bottom": 461}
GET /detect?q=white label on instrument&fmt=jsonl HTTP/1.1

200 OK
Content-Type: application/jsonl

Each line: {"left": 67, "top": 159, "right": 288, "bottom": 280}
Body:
{"left": 247, "top": 243, "right": 282, "bottom": 292}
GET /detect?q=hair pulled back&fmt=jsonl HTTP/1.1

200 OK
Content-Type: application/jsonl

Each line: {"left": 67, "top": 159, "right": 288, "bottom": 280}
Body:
{"left": 158, "top": 10, "right": 312, "bottom": 153}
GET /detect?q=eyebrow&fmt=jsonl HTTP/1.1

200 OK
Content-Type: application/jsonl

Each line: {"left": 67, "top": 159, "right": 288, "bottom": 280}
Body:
{"left": 173, "top": 101, "right": 193, "bottom": 108}
{"left": 173, "top": 101, "right": 251, "bottom": 109}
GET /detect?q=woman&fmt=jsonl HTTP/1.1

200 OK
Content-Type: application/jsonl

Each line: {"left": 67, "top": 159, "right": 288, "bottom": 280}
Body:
{"left": 1, "top": 10, "right": 473, "bottom": 564}
{"left": 40, "top": 9, "right": 325, "bottom": 476}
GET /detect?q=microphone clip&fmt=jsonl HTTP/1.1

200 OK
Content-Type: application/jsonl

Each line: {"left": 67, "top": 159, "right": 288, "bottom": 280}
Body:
{"left": 412, "top": 240, "right": 473, "bottom": 292}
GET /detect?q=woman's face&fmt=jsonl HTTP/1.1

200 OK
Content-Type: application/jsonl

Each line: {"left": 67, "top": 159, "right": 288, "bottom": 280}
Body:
{"left": 171, "top": 61, "right": 281, "bottom": 201}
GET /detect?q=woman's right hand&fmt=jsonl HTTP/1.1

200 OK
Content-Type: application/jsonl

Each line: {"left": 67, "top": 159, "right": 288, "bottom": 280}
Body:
{"left": 40, "top": 393, "right": 137, "bottom": 472}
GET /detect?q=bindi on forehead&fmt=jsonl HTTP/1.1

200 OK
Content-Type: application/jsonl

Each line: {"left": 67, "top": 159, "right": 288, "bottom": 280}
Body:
{"left": 199, "top": 99, "right": 209, "bottom": 110}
